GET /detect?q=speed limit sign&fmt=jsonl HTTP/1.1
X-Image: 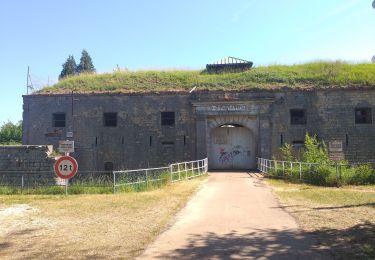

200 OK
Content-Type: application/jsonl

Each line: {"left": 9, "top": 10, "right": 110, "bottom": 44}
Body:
{"left": 54, "top": 156, "right": 78, "bottom": 179}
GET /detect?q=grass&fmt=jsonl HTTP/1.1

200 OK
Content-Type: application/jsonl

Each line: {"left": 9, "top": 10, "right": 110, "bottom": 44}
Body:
{"left": 36, "top": 61, "right": 375, "bottom": 94}
{"left": 0, "top": 177, "right": 205, "bottom": 259}
{"left": 266, "top": 179, "right": 375, "bottom": 259}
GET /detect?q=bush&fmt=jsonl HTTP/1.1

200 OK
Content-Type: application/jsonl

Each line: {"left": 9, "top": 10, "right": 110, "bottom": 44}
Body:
{"left": 349, "top": 164, "right": 375, "bottom": 185}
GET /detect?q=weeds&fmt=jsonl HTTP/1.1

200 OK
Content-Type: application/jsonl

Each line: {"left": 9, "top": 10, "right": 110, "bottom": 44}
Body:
{"left": 269, "top": 133, "right": 375, "bottom": 186}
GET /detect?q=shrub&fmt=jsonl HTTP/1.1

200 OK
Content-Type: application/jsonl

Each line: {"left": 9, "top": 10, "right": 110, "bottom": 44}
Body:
{"left": 350, "top": 164, "right": 375, "bottom": 185}
{"left": 303, "top": 133, "right": 330, "bottom": 164}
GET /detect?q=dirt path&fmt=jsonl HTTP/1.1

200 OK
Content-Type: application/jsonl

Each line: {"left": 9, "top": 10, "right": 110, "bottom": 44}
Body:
{"left": 139, "top": 172, "right": 330, "bottom": 259}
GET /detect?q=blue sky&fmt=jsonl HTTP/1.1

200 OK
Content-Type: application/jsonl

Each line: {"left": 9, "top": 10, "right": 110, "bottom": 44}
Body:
{"left": 0, "top": 0, "right": 375, "bottom": 124}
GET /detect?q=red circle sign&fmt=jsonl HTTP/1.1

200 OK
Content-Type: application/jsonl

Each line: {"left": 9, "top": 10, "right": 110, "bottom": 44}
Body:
{"left": 54, "top": 156, "right": 78, "bottom": 179}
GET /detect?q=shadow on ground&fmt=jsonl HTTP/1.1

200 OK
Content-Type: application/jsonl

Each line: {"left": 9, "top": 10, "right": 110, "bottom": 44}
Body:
{"left": 153, "top": 223, "right": 375, "bottom": 259}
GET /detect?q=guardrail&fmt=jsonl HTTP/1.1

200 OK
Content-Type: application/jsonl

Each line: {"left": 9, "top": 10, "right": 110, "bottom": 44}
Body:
{"left": 113, "top": 158, "right": 208, "bottom": 193}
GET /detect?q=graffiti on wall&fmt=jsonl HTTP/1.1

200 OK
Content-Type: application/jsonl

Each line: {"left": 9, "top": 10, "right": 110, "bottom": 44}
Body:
{"left": 219, "top": 145, "right": 250, "bottom": 165}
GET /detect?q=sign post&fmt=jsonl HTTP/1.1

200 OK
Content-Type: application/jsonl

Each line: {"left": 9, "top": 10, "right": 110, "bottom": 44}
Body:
{"left": 54, "top": 155, "right": 78, "bottom": 195}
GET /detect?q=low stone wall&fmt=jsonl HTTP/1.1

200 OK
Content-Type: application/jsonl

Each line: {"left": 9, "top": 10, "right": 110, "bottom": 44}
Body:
{"left": 0, "top": 145, "right": 56, "bottom": 171}
{"left": 0, "top": 145, "right": 56, "bottom": 186}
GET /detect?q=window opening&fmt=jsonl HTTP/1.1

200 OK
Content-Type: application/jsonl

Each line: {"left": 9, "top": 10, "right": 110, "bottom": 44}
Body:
{"left": 104, "top": 112, "right": 117, "bottom": 127}
{"left": 290, "top": 109, "right": 306, "bottom": 125}
{"left": 161, "top": 112, "right": 175, "bottom": 126}
{"left": 53, "top": 113, "right": 66, "bottom": 127}
{"left": 355, "top": 108, "right": 372, "bottom": 124}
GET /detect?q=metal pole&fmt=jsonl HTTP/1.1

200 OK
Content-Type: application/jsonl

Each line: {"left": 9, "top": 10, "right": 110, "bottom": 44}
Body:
{"left": 178, "top": 164, "right": 181, "bottom": 181}
{"left": 275, "top": 161, "right": 278, "bottom": 175}
{"left": 299, "top": 162, "right": 302, "bottom": 180}
{"left": 290, "top": 162, "right": 293, "bottom": 176}
{"left": 21, "top": 174, "right": 24, "bottom": 194}
{"left": 113, "top": 171, "right": 116, "bottom": 194}
{"left": 282, "top": 161, "right": 285, "bottom": 176}
{"left": 169, "top": 165, "right": 173, "bottom": 182}
{"left": 185, "top": 162, "right": 187, "bottom": 179}
{"left": 65, "top": 179, "right": 68, "bottom": 195}
{"left": 145, "top": 169, "right": 148, "bottom": 188}
{"left": 335, "top": 162, "right": 338, "bottom": 184}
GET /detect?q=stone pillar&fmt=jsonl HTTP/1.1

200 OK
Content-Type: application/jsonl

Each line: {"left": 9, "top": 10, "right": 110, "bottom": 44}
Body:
{"left": 196, "top": 114, "right": 207, "bottom": 160}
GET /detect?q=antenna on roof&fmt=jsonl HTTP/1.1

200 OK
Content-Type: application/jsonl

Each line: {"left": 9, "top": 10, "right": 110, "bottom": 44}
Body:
{"left": 26, "top": 66, "right": 34, "bottom": 94}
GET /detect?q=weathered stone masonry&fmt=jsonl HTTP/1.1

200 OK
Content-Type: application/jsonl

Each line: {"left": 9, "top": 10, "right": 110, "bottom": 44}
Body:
{"left": 22, "top": 89, "right": 375, "bottom": 170}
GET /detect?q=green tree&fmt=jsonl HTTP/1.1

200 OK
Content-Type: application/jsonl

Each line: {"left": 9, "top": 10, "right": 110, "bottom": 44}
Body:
{"left": 302, "top": 133, "right": 330, "bottom": 164}
{"left": 280, "top": 143, "right": 294, "bottom": 161}
{"left": 0, "top": 121, "right": 22, "bottom": 145}
{"left": 76, "top": 49, "right": 96, "bottom": 74}
{"left": 59, "top": 55, "right": 77, "bottom": 80}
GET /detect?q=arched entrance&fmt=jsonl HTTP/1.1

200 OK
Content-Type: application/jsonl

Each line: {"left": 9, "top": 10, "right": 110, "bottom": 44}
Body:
{"left": 209, "top": 124, "right": 255, "bottom": 170}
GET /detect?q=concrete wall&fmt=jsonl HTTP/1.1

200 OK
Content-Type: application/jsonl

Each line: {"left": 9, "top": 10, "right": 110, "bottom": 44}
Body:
{"left": 22, "top": 89, "right": 375, "bottom": 170}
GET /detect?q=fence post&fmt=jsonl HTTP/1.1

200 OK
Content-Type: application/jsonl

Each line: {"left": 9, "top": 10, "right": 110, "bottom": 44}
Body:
{"left": 275, "top": 161, "right": 277, "bottom": 174}
{"left": 145, "top": 169, "right": 148, "bottom": 188}
{"left": 65, "top": 179, "right": 68, "bottom": 195}
{"left": 21, "top": 174, "right": 24, "bottom": 194}
{"left": 335, "top": 162, "right": 339, "bottom": 185}
{"left": 290, "top": 162, "right": 293, "bottom": 176}
{"left": 113, "top": 171, "right": 116, "bottom": 194}
{"left": 299, "top": 162, "right": 302, "bottom": 180}
{"left": 261, "top": 158, "right": 266, "bottom": 172}
{"left": 169, "top": 165, "right": 173, "bottom": 182}
{"left": 282, "top": 161, "right": 285, "bottom": 177}
{"left": 185, "top": 162, "right": 187, "bottom": 179}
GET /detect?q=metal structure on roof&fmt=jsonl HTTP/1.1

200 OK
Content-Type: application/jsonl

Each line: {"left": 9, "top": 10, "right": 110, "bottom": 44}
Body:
{"left": 209, "top": 56, "right": 251, "bottom": 65}
{"left": 206, "top": 56, "right": 253, "bottom": 73}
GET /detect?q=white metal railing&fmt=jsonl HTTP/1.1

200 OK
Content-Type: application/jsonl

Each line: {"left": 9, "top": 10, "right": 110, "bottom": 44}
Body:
{"left": 113, "top": 158, "right": 208, "bottom": 193}
{"left": 257, "top": 157, "right": 342, "bottom": 180}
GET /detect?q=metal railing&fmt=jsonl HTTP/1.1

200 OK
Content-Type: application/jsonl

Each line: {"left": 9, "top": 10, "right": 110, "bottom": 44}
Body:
{"left": 0, "top": 158, "right": 208, "bottom": 194}
{"left": 0, "top": 170, "right": 114, "bottom": 194}
{"left": 258, "top": 158, "right": 322, "bottom": 180}
{"left": 113, "top": 158, "right": 208, "bottom": 193}
{"left": 257, "top": 157, "right": 375, "bottom": 185}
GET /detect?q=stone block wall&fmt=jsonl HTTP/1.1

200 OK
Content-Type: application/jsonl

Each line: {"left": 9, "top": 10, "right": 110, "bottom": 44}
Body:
{"left": 0, "top": 145, "right": 55, "bottom": 171}
{"left": 0, "top": 145, "right": 56, "bottom": 185}
{"left": 22, "top": 89, "right": 375, "bottom": 171}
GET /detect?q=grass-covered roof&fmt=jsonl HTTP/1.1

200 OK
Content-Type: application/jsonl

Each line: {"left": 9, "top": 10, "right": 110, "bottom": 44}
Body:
{"left": 36, "top": 61, "right": 375, "bottom": 94}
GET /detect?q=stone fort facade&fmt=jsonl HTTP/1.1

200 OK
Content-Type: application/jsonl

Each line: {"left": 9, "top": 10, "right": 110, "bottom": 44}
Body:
{"left": 22, "top": 89, "right": 375, "bottom": 171}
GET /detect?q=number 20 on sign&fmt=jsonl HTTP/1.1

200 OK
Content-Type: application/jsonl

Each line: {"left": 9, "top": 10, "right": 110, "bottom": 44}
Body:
{"left": 54, "top": 156, "right": 78, "bottom": 179}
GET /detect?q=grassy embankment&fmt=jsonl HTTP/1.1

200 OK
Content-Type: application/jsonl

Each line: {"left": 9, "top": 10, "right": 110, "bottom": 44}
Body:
{"left": 38, "top": 62, "right": 375, "bottom": 94}
{"left": 0, "top": 178, "right": 205, "bottom": 259}
{"left": 266, "top": 179, "right": 375, "bottom": 259}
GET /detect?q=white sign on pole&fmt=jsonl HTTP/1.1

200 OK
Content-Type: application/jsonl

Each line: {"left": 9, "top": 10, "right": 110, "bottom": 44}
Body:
{"left": 59, "top": 140, "right": 75, "bottom": 153}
